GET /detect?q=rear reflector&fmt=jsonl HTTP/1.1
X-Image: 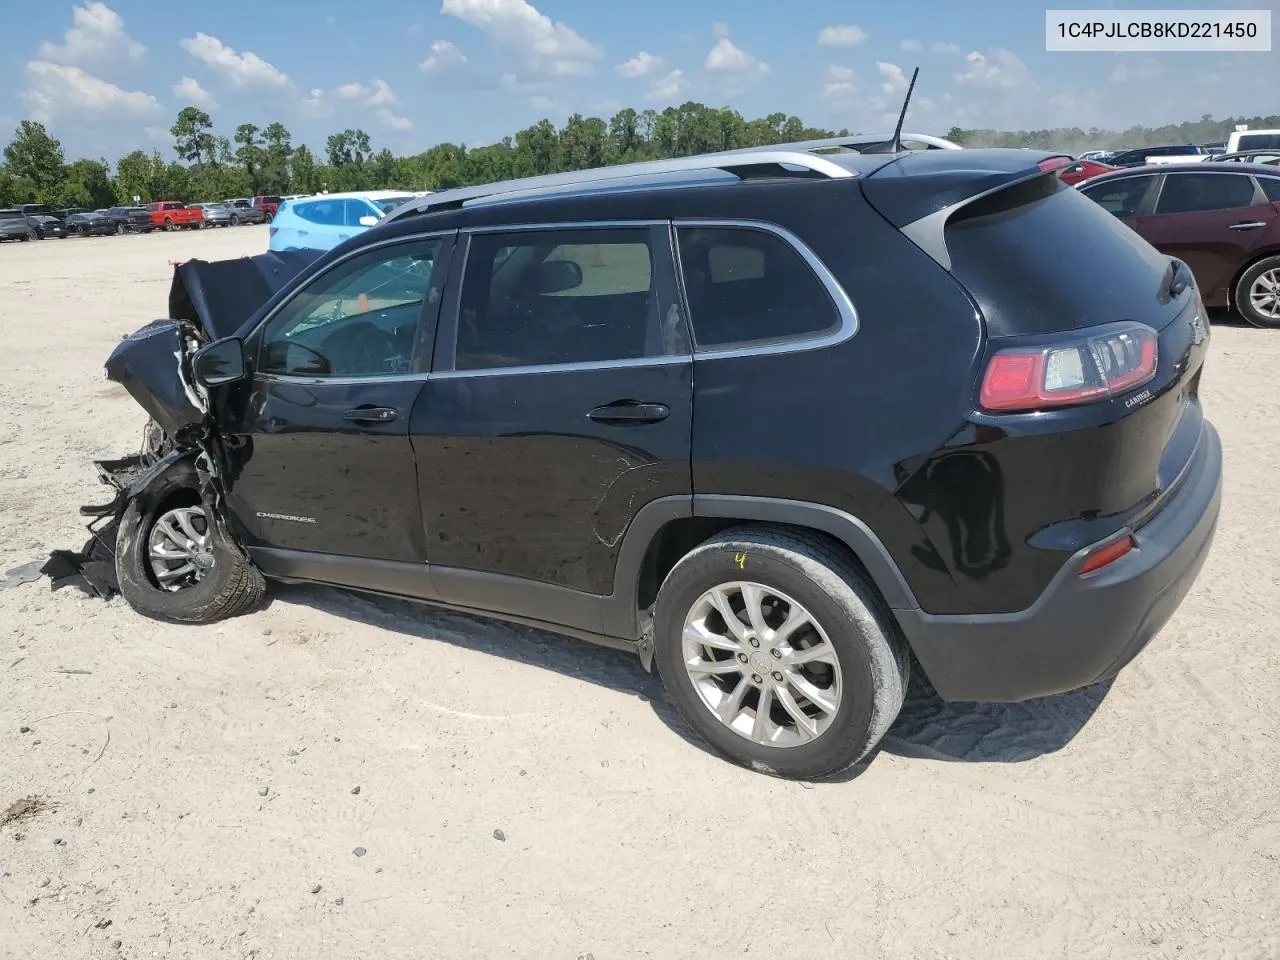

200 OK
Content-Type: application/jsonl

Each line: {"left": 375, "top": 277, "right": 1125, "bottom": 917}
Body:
{"left": 1078, "top": 535, "right": 1135, "bottom": 575}
{"left": 980, "top": 321, "right": 1158, "bottom": 412}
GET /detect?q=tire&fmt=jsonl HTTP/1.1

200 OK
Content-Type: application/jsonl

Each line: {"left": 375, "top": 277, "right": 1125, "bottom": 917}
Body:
{"left": 264, "top": 212, "right": 273, "bottom": 224}
{"left": 230, "top": 215, "right": 240, "bottom": 226}
{"left": 114, "top": 471, "right": 266, "bottom": 624}
{"left": 22, "top": 230, "right": 34, "bottom": 242}
{"left": 1235, "top": 255, "right": 1280, "bottom": 328}
{"left": 116, "top": 222, "right": 128, "bottom": 235}
{"left": 164, "top": 218, "right": 175, "bottom": 232}
{"left": 653, "top": 526, "right": 908, "bottom": 779}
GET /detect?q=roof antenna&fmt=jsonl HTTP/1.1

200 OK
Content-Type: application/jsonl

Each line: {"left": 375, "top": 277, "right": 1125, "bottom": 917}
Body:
{"left": 888, "top": 67, "right": 920, "bottom": 154}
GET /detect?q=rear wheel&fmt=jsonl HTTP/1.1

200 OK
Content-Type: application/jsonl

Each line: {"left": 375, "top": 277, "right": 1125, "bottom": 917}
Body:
{"left": 230, "top": 214, "right": 240, "bottom": 226}
{"left": 164, "top": 218, "right": 175, "bottom": 232}
{"left": 115, "top": 474, "right": 265, "bottom": 624}
{"left": 653, "top": 527, "right": 908, "bottom": 779}
{"left": 264, "top": 212, "right": 274, "bottom": 223}
{"left": 22, "top": 229, "right": 35, "bottom": 242}
{"left": 116, "top": 222, "right": 128, "bottom": 235}
{"left": 1236, "top": 256, "right": 1280, "bottom": 328}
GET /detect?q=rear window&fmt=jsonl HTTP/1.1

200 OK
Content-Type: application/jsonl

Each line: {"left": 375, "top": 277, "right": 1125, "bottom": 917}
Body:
{"left": 1155, "top": 173, "right": 1256, "bottom": 214}
{"left": 1238, "top": 133, "right": 1280, "bottom": 151}
{"left": 945, "top": 176, "right": 1179, "bottom": 337}
{"left": 1260, "top": 178, "right": 1280, "bottom": 202}
{"left": 373, "top": 195, "right": 414, "bottom": 213}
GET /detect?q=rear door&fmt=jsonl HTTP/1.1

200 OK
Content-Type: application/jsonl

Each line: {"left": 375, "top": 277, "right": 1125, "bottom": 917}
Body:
{"left": 412, "top": 222, "right": 693, "bottom": 611}
{"left": 1135, "top": 171, "right": 1274, "bottom": 300}
{"left": 221, "top": 233, "right": 454, "bottom": 563}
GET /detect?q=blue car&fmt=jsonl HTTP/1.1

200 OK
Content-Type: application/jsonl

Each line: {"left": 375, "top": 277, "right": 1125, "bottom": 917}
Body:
{"left": 268, "top": 190, "right": 423, "bottom": 252}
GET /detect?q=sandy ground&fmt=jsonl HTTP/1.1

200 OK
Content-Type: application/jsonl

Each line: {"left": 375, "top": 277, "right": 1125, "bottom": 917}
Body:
{"left": 1, "top": 226, "right": 1278, "bottom": 960}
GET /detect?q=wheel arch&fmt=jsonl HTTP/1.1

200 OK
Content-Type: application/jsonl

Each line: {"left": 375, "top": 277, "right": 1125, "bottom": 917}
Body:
{"left": 1227, "top": 245, "right": 1280, "bottom": 309}
{"left": 603, "top": 495, "right": 920, "bottom": 642}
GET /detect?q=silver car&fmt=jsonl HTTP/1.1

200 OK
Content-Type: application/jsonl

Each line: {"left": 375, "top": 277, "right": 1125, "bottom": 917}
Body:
{"left": 193, "top": 203, "right": 233, "bottom": 227}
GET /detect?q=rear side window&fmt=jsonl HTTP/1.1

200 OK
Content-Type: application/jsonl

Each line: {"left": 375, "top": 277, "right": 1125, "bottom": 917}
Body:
{"left": 676, "top": 226, "right": 841, "bottom": 350}
{"left": 453, "top": 226, "right": 680, "bottom": 371}
{"left": 1155, "top": 173, "right": 1256, "bottom": 214}
{"left": 946, "top": 176, "right": 1179, "bottom": 337}
{"left": 1079, "top": 176, "right": 1154, "bottom": 217}
{"left": 1260, "top": 178, "right": 1280, "bottom": 202}
{"left": 294, "top": 200, "right": 344, "bottom": 225}
{"left": 343, "top": 199, "right": 376, "bottom": 226}
{"left": 1239, "top": 133, "right": 1280, "bottom": 151}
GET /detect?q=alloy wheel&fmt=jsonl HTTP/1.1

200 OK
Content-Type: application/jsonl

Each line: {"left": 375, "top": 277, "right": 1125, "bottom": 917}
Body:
{"left": 1249, "top": 268, "right": 1280, "bottom": 321}
{"left": 147, "top": 506, "right": 214, "bottom": 592}
{"left": 681, "top": 581, "right": 843, "bottom": 747}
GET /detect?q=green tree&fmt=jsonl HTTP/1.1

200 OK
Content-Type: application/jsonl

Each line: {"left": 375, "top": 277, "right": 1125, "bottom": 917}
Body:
{"left": 290, "top": 144, "right": 321, "bottom": 193}
{"left": 3, "top": 121, "right": 66, "bottom": 203}
{"left": 234, "top": 123, "right": 264, "bottom": 192}
{"left": 559, "top": 113, "right": 607, "bottom": 171}
{"left": 61, "top": 158, "right": 116, "bottom": 208}
{"left": 114, "top": 150, "right": 168, "bottom": 203}
{"left": 512, "top": 119, "right": 560, "bottom": 177}
{"left": 171, "top": 107, "right": 215, "bottom": 166}
{"left": 261, "top": 122, "right": 293, "bottom": 194}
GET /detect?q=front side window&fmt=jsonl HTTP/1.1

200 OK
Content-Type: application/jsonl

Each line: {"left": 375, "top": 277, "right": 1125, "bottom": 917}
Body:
{"left": 676, "top": 226, "right": 841, "bottom": 350}
{"left": 1155, "top": 173, "right": 1256, "bottom": 214}
{"left": 453, "top": 226, "right": 681, "bottom": 371}
{"left": 295, "top": 200, "right": 344, "bottom": 225}
{"left": 257, "top": 239, "right": 442, "bottom": 378}
{"left": 1080, "top": 176, "right": 1154, "bottom": 218}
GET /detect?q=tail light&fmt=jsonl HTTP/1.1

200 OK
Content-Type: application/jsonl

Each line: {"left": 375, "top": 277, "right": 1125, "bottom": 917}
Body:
{"left": 980, "top": 321, "right": 1158, "bottom": 412}
{"left": 1078, "top": 534, "right": 1136, "bottom": 575}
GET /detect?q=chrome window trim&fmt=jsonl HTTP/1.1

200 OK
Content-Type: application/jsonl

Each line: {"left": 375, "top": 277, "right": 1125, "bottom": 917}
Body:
{"left": 435, "top": 218, "right": 857, "bottom": 378}
{"left": 672, "top": 218, "right": 857, "bottom": 360}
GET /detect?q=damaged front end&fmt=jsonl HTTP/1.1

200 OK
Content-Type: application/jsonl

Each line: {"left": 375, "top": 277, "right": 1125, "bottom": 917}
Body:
{"left": 43, "top": 250, "right": 317, "bottom": 599}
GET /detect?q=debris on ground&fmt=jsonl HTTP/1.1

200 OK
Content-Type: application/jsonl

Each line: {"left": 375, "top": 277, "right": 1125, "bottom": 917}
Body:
{"left": 1, "top": 796, "right": 55, "bottom": 827}
{"left": 311, "top": 884, "right": 322, "bottom": 894}
{"left": 353, "top": 847, "right": 366, "bottom": 857}
{"left": 492, "top": 829, "right": 506, "bottom": 842}
{"left": 0, "top": 560, "right": 45, "bottom": 590}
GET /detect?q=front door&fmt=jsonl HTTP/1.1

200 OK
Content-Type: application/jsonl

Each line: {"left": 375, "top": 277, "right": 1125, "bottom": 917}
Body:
{"left": 412, "top": 223, "right": 693, "bottom": 606}
{"left": 1134, "top": 171, "right": 1275, "bottom": 300}
{"left": 221, "top": 233, "right": 453, "bottom": 563}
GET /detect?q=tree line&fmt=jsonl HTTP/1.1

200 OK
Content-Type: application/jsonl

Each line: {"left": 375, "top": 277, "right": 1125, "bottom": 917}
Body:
{"left": 3, "top": 100, "right": 1279, "bottom": 210}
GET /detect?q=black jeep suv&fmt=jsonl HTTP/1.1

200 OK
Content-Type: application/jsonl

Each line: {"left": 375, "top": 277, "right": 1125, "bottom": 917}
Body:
{"left": 87, "top": 139, "right": 1221, "bottom": 779}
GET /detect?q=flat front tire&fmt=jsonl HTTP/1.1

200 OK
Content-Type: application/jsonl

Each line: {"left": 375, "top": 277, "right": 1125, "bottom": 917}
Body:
{"left": 654, "top": 527, "right": 908, "bottom": 779}
{"left": 115, "top": 471, "right": 265, "bottom": 624}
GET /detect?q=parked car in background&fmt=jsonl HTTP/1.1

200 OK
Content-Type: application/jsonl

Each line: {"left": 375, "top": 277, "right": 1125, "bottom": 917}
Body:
{"left": 1225, "top": 130, "right": 1280, "bottom": 153}
{"left": 103, "top": 206, "right": 154, "bottom": 234}
{"left": 1078, "top": 162, "right": 1280, "bottom": 327}
{"left": 19, "top": 203, "right": 55, "bottom": 219}
{"left": 251, "top": 195, "right": 282, "bottom": 220}
{"left": 1078, "top": 150, "right": 1110, "bottom": 161}
{"left": 1209, "top": 149, "right": 1280, "bottom": 167}
{"left": 30, "top": 215, "right": 68, "bottom": 238}
{"left": 1201, "top": 143, "right": 1226, "bottom": 156}
{"left": 146, "top": 201, "right": 204, "bottom": 231}
{"left": 226, "top": 200, "right": 267, "bottom": 225}
{"left": 267, "top": 189, "right": 423, "bottom": 251}
{"left": 55, "top": 207, "right": 89, "bottom": 221}
{"left": 1059, "top": 157, "right": 1117, "bottom": 186}
{"left": 1109, "top": 145, "right": 1207, "bottom": 167}
{"left": 192, "top": 203, "right": 233, "bottom": 227}
{"left": 0, "top": 209, "right": 38, "bottom": 241}
{"left": 65, "top": 211, "right": 116, "bottom": 237}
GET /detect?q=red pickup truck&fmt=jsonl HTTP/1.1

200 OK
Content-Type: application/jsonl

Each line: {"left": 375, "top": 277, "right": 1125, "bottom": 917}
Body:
{"left": 250, "top": 195, "right": 283, "bottom": 220}
{"left": 146, "top": 201, "right": 205, "bottom": 231}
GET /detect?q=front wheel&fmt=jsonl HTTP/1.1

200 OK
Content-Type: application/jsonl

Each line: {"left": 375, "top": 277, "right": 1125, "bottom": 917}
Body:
{"left": 116, "top": 222, "right": 128, "bottom": 235}
{"left": 1236, "top": 255, "right": 1280, "bottom": 328}
{"left": 164, "top": 218, "right": 175, "bottom": 232}
{"left": 654, "top": 527, "right": 908, "bottom": 779}
{"left": 115, "top": 475, "right": 265, "bottom": 624}
{"left": 230, "top": 215, "right": 240, "bottom": 226}
{"left": 264, "top": 212, "right": 274, "bottom": 224}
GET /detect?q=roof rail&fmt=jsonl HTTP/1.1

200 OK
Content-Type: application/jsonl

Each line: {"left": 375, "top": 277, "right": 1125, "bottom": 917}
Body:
{"left": 727, "top": 132, "right": 962, "bottom": 155}
{"left": 380, "top": 149, "right": 857, "bottom": 223}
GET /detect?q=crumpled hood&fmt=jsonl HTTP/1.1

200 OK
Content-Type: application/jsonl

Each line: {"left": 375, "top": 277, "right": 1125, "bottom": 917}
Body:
{"left": 167, "top": 248, "right": 321, "bottom": 341}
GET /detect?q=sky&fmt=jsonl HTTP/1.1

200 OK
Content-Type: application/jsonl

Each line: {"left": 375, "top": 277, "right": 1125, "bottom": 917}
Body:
{"left": 2, "top": 0, "right": 1278, "bottom": 161}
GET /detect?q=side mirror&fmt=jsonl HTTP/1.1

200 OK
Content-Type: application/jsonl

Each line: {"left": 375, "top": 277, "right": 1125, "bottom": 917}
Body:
{"left": 192, "top": 337, "right": 247, "bottom": 388}
{"left": 358, "top": 215, "right": 379, "bottom": 227}
{"left": 530, "top": 259, "right": 584, "bottom": 295}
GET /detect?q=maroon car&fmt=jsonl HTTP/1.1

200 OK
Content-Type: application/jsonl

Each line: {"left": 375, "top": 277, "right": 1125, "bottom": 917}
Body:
{"left": 1078, "top": 162, "right": 1280, "bottom": 328}
{"left": 1059, "top": 158, "right": 1117, "bottom": 186}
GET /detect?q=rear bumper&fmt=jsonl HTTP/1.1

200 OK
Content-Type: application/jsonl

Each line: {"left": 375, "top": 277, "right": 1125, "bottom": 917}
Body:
{"left": 896, "top": 421, "right": 1222, "bottom": 702}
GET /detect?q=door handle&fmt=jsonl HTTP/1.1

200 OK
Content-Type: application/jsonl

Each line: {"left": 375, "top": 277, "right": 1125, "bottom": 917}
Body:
{"left": 587, "top": 401, "right": 670, "bottom": 424}
{"left": 343, "top": 406, "right": 398, "bottom": 423}
{"left": 1229, "top": 221, "right": 1266, "bottom": 230}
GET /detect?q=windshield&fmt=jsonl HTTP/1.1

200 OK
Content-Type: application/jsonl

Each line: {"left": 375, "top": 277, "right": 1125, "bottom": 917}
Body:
{"left": 373, "top": 195, "right": 414, "bottom": 213}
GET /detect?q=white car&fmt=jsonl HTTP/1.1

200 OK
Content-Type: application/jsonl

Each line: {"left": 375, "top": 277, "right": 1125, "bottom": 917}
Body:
{"left": 1225, "top": 129, "right": 1280, "bottom": 154}
{"left": 267, "top": 190, "right": 427, "bottom": 252}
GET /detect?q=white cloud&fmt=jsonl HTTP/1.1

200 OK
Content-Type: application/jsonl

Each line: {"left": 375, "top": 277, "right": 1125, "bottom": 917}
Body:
{"left": 180, "top": 32, "right": 291, "bottom": 91}
{"left": 822, "top": 65, "right": 857, "bottom": 101}
{"left": 172, "top": 76, "right": 217, "bottom": 108}
{"left": 878, "top": 61, "right": 909, "bottom": 94}
{"left": 900, "top": 39, "right": 922, "bottom": 52}
{"left": 442, "top": 0, "right": 601, "bottom": 76}
{"left": 145, "top": 126, "right": 174, "bottom": 146}
{"left": 705, "top": 38, "right": 769, "bottom": 75}
{"left": 22, "top": 60, "right": 161, "bottom": 123}
{"left": 617, "top": 51, "right": 663, "bottom": 78}
{"left": 713, "top": 22, "right": 730, "bottom": 39}
{"left": 647, "top": 68, "right": 689, "bottom": 102}
{"left": 421, "top": 40, "right": 468, "bottom": 73}
{"left": 954, "top": 48, "right": 1030, "bottom": 90}
{"left": 335, "top": 79, "right": 396, "bottom": 105}
{"left": 300, "top": 87, "right": 331, "bottom": 118}
{"left": 377, "top": 108, "right": 412, "bottom": 131}
{"left": 37, "top": 2, "right": 144, "bottom": 65}
{"left": 817, "top": 25, "right": 868, "bottom": 47}
{"left": 931, "top": 41, "right": 961, "bottom": 54}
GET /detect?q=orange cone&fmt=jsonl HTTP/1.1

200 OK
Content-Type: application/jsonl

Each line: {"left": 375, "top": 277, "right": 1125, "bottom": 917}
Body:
{"left": 591, "top": 245, "right": 603, "bottom": 267}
